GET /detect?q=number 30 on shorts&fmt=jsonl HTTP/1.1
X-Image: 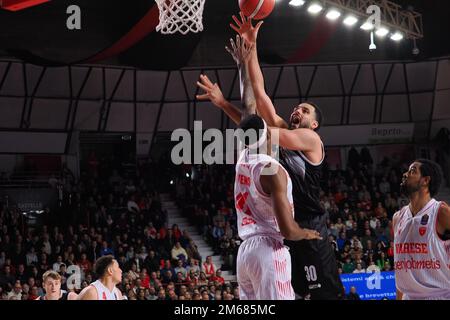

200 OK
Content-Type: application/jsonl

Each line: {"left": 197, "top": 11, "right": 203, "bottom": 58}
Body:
{"left": 304, "top": 265, "right": 317, "bottom": 282}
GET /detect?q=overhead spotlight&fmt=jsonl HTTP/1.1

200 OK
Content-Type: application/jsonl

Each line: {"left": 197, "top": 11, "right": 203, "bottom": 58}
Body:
{"left": 186, "top": 173, "right": 190, "bottom": 178}
{"left": 289, "top": 0, "right": 305, "bottom": 6}
{"left": 390, "top": 32, "right": 404, "bottom": 41}
{"left": 376, "top": 27, "right": 389, "bottom": 37}
{"left": 326, "top": 9, "right": 341, "bottom": 20}
{"left": 307, "top": 3, "right": 323, "bottom": 14}
{"left": 343, "top": 15, "right": 358, "bottom": 26}
{"left": 360, "top": 22, "right": 374, "bottom": 31}
{"left": 170, "top": 180, "right": 174, "bottom": 185}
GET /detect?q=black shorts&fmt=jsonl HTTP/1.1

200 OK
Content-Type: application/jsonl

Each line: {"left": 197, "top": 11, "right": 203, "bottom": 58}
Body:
{"left": 285, "top": 213, "right": 344, "bottom": 300}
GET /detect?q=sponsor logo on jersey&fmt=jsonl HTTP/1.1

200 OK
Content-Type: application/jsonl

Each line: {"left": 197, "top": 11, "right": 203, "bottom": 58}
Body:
{"left": 420, "top": 214, "right": 429, "bottom": 226}
{"left": 237, "top": 174, "right": 251, "bottom": 186}
{"left": 241, "top": 216, "right": 256, "bottom": 226}
{"left": 419, "top": 227, "right": 427, "bottom": 236}
{"left": 395, "top": 258, "right": 441, "bottom": 271}
{"left": 395, "top": 242, "right": 428, "bottom": 254}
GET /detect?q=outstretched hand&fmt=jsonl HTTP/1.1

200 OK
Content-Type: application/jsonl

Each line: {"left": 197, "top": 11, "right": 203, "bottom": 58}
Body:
{"left": 299, "top": 228, "right": 323, "bottom": 241}
{"left": 230, "top": 12, "right": 264, "bottom": 45}
{"left": 196, "top": 74, "right": 226, "bottom": 108}
{"left": 225, "top": 35, "right": 254, "bottom": 65}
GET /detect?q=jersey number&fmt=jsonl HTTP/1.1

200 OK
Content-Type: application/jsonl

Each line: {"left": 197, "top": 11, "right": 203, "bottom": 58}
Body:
{"left": 304, "top": 265, "right": 317, "bottom": 282}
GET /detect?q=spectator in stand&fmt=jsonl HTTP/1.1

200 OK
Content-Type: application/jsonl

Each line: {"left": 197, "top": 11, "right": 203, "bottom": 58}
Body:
{"left": 171, "top": 224, "right": 182, "bottom": 242}
{"left": 149, "top": 272, "right": 162, "bottom": 289}
{"left": 127, "top": 263, "right": 140, "bottom": 282}
{"left": 171, "top": 242, "right": 188, "bottom": 262}
{"left": 28, "top": 286, "right": 40, "bottom": 300}
{"left": 210, "top": 269, "right": 225, "bottom": 286}
{"left": 144, "top": 250, "right": 160, "bottom": 273}
{"left": 374, "top": 202, "right": 387, "bottom": 219}
{"left": 376, "top": 252, "right": 390, "bottom": 271}
{"left": 77, "top": 253, "right": 92, "bottom": 278}
{"left": 352, "top": 263, "right": 366, "bottom": 274}
{"left": 0, "top": 265, "right": 15, "bottom": 289}
{"left": 186, "top": 259, "right": 200, "bottom": 274}
{"left": 139, "top": 269, "right": 150, "bottom": 289}
{"left": 7, "top": 281, "right": 23, "bottom": 300}
{"left": 146, "top": 286, "right": 158, "bottom": 300}
{"left": 347, "top": 286, "right": 361, "bottom": 300}
{"left": 197, "top": 272, "right": 208, "bottom": 287}
{"left": 342, "top": 257, "right": 355, "bottom": 274}
{"left": 15, "top": 264, "right": 27, "bottom": 284}
{"left": 174, "top": 259, "right": 187, "bottom": 278}
{"left": 384, "top": 193, "right": 398, "bottom": 214}
{"left": 201, "top": 256, "right": 217, "bottom": 279}
{"left": 100, "top": 241, "right": 114, "bottom": 257}
{"left": 26, "top": 247, "right": 38, "bottom": 267}
{"left": 186, "top": 240, "right": 202, "bottom": 264}
{"left": 337, "top": 231, "right": 347, "bottom": 251}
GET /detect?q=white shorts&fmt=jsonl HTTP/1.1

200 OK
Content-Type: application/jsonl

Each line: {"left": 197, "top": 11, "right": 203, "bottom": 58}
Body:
{"left": 237, "top": 236, "right": 295, "bottom": 300}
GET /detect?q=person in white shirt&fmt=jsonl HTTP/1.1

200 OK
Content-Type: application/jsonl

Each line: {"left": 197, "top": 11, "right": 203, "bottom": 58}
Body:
{"left": 171, "top": 242, "right": 188, "bottom": 262}
{"left": 52, "top": 255, "right": 64, "bottom": 272}
{"left": 7, "top": 281, "right": 22, "bottom": 300}
{"left": 77, "top": 255, "right": 124, "bottom": 300}
{"left": 201, "top": 256, "right": 217, "bottom": 279}
{"left": 233, "top": 115, "right": 322, "bottom": 299}
{"left": 394, "top": 159, "right": 450, "bottom": 300}
{"left": 352, "top": 263, "right": 366, "bottom": 274}
{"left": 26, "top": 247, "right": 38, "bottom": 266}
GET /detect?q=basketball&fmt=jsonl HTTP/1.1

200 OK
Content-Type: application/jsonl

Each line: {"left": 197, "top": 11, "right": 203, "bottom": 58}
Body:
{"left": 239, "top": 0, "right": 275, "bottom": 20}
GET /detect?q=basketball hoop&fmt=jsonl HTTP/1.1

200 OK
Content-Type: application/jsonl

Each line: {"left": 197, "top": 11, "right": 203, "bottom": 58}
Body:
{"left": 155, "top": 0, "right": 205, "bottom": 35}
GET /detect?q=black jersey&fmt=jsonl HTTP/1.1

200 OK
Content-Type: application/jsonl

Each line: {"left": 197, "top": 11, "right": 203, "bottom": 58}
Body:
{"left": 278, "top": 146, "right": 325, "bottom": 220}
{"left": 38, "top": 292, "right": 69, "bottom": 300}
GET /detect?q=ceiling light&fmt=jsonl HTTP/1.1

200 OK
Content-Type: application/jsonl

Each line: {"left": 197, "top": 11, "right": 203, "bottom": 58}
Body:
{"left": 390, "top": 32, "right": 404, "bottom": 41}
{"left": 360, "top": 22, "right": 374, "bottom": 31}
{"left": 343, "top": 16, "right": 358, "bottom": 26}
{"left": 326, "top": 9, "right": 341, "bottom": 20}
{"left": 376, "top": 27, "right": 389, "bottom": 37}
{"left": 289, "top": 0, "right": 305, "bottom": 6}
{"left": 307, "top": 3, "right": 323, "bottom": 14}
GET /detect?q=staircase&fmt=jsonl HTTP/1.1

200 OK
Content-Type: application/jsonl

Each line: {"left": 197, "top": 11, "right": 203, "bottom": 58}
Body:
{"left": 160, "top": 194, "right": 237, "bottom": 283}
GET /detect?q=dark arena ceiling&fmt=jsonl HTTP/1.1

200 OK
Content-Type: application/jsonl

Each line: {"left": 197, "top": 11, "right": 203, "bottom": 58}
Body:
{"left": 0, "top": 0, "right": 449, "bottom": 70}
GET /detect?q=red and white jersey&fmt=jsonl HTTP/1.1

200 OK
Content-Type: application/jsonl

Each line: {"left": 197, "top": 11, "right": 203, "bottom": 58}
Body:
{"left": 91, "top": 280, "right": 121, "bottom": 300}
{"left": 234, "top": 149, "right": 294, "bottom": 242}
{"left": 393, "top": 198, "right": 450, "bottom": 300}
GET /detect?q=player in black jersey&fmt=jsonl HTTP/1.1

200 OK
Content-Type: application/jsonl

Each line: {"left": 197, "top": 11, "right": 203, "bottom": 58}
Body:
{"left": 36, "top": 270, "right": 78, "bottom": 300}
{"left": 197, "top": 13, "right": 343, "bottom": 300}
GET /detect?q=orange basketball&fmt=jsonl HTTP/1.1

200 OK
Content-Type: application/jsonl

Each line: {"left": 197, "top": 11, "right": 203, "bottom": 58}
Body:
{"left": 239, "top": 0, "right": 275, "bottom": 20}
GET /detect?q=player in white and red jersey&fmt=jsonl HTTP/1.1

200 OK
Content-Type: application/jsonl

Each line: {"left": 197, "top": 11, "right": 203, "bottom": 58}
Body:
{"left": 77, "top": 255, "right": 124, "bottom": 300}
{"left": 234, "top": 115, "right": 322, "bottom": 300}
{"left": 393, "top": 159, "right": 450, "bottom": 300}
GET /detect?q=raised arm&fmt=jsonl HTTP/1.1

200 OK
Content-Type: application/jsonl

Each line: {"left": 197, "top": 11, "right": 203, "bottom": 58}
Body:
{"left": 196, "top": 35, "right": 257, "bottom": 125}
{"left": 260, "top": 164, "right": 322, "bottom": 241}
{"left": 230, "top": 13, "right": 289, "bottom": 129}
{"left": 196, "top": 75, "right": 242, "bottom": 125}
{"left": 226, "top": 35, "right": 257, "bottom": 117}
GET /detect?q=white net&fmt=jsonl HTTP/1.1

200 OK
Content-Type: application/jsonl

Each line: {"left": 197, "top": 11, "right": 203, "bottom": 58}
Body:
{"left": 155, "top": 0, "right": 206, "bottom": 35}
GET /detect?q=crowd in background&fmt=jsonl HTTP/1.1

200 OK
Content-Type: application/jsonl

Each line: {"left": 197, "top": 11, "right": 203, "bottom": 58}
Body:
{"left": 0, "top": 155, "right": 238, "bottom": 300}
{"left": 0, "top": 146, "right": 429, "bottom": 300}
